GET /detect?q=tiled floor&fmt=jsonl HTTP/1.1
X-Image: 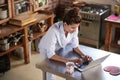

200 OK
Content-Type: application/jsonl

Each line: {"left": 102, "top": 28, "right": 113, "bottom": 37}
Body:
{"left": 0, "top": 45, "right": 120, "bottom": 80}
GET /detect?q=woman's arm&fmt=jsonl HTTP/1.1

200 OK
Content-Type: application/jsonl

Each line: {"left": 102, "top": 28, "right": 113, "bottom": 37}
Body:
{"left": 73, "top": 47, "right": 85, "bottom": 58}
{"left": 50, "top": 54, "right": 69, "bottom": 63}
{"left": 73, "top": 47, "right": 93, "bottom": 62}
{"left": 50, "top": 54, "right": 83, "bottom": 65}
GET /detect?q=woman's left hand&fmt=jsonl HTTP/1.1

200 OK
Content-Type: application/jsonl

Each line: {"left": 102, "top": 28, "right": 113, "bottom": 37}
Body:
{"left": 82, "top": 55, "right": 93, "bottom": 64}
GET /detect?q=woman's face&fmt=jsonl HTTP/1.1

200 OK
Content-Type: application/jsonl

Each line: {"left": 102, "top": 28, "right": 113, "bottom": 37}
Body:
{"left": 64, "top": 23, "right": 80, "bottom": 33}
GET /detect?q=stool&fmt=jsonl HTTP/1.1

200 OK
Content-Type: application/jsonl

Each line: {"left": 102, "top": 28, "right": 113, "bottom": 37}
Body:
{"left": 35, "top": 62, "right": 77, "bottom": 80}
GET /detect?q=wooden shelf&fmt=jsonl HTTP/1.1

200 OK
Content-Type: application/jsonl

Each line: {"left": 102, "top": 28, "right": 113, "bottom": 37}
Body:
{"left": 0, "top": 24, "right": 24, "bottom": 38}
{"left": 5, "top": 10, "right": 53, "bottom": 63}
{"left": 0, "top": 4, "right": 7, "bottom": 7}
{"left": 9, "top": 11, "right": 54, "bottom": 27}
{"left": 0, "top": 43, "right": 23, "bottom": 57}
{"left": 0, "top": 8, "right": 54, "bottom": 63}
{"left": 0, "top": 0, "right": 54, "bottom": 64}
{"left": 32, "top": 0, "right": 48, "bottom": 12}
{"left": 29, "top": 31, "right": 46, "bottom": 41}
{"left": 0, "top": 0, "right": 12, "bottom": 24}
{"left": 37, "top": 11, "right": 54, "bottom": 20}
{"left": 11, "top": 0, "right": 32, "bottom": 17}
{"left": 14, "top": 0, "right": 24, "bottom": 3}
{"left": 0, "top": 18, "right": 9, "bottom": 24}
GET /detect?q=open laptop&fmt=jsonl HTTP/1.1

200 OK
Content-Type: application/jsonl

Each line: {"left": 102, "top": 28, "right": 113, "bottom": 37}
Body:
{"left": 74, "top": 54, "right": 110, "bottom": 72}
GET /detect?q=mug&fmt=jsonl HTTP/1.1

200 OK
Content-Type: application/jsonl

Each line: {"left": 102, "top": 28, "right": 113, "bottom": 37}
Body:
{"left": 66, "top": 62, "right": 75, "bottom": 75}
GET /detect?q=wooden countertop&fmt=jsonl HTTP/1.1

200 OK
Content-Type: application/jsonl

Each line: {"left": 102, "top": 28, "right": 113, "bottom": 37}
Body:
{"left": 0, "top": 25, "right": 23, "bottom": 38}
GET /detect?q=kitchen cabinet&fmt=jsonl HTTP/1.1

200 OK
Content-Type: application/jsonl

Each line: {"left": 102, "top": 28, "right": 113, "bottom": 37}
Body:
{"left": 32, "top": 0, "right": 48, "bottom": 12}
{"left": 8, "top": 10, "right": 53, "bottom": 63}
{"left": 0, "top": 0, "right": 12, "bottom": 24}
{"left": 0, "top": 25, "right": 24, "bottom": 57}
{"left": 0, "top": 0, "right": 54, "bottom": 64}
{"left": 23, "top": 11, "right": 54, "bottom": 63}
{"left": 11, "top": 0, "right": 32, "bottom": 17}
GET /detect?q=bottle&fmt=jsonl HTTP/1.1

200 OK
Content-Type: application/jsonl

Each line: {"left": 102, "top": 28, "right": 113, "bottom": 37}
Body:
{"left": 114, "top": 5, "right": 120, "bottom": 16}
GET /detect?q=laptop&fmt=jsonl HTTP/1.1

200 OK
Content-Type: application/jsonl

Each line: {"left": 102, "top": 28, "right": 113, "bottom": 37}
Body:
{"left": 74, "top": 54, "right": 110, "bottom": 72}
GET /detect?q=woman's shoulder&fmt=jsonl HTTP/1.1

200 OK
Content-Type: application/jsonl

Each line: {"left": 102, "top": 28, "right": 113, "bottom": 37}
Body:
{"left": 50, "top": 21, "right": 63, "bottom": 31}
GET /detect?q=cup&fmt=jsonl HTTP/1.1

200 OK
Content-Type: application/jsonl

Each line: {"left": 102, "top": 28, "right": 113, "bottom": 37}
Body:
{"left": 66, "top": 62, "right": 75, "bottom": 75}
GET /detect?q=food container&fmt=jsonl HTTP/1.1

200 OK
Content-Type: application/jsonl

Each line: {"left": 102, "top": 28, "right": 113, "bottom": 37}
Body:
{"left": 0, "top": 43, "right": 10, "bottom": 51}
{"left": 0, "top": 38, "right": 8, "bottom": 44}
{"left": 0, "top": 10, "right": 8, "bottom": 19}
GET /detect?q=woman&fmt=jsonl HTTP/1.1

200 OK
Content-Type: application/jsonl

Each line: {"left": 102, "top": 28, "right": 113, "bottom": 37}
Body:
{"left": 38, "top": 7, "right": 92, "bottom": 80}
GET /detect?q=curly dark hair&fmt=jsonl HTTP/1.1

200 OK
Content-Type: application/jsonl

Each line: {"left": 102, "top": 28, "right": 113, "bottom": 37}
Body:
{"left": 63, "top": 7, "right": 82, "bottom": 25}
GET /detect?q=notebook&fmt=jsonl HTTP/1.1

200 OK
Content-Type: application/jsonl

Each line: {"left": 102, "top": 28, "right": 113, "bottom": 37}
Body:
{"left": 74, "top": 54, "right": 110, "bottom": 72}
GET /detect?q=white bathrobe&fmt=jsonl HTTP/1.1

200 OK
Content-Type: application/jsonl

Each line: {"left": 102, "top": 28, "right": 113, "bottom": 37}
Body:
{"left": 38, "top": 21, "right": 81, "bottom": 80}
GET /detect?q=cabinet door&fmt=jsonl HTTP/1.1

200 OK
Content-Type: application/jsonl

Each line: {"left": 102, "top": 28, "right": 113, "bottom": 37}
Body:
{"left": 11, "top": 0, "right": 32, "bottom": 17}
{"left": 32, "top": 0, "right": 48, "bottom": 12}
{"left": 0, "top": 0, "right": 12, "bottom": 24}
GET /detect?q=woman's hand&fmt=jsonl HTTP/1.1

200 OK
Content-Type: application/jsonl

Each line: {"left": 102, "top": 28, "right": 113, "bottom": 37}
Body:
{"left": 70, "top": 58, "right": 83, "bottom": 65}
{"left": 82, "top": 55, "right": 93, "bottom": 64}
